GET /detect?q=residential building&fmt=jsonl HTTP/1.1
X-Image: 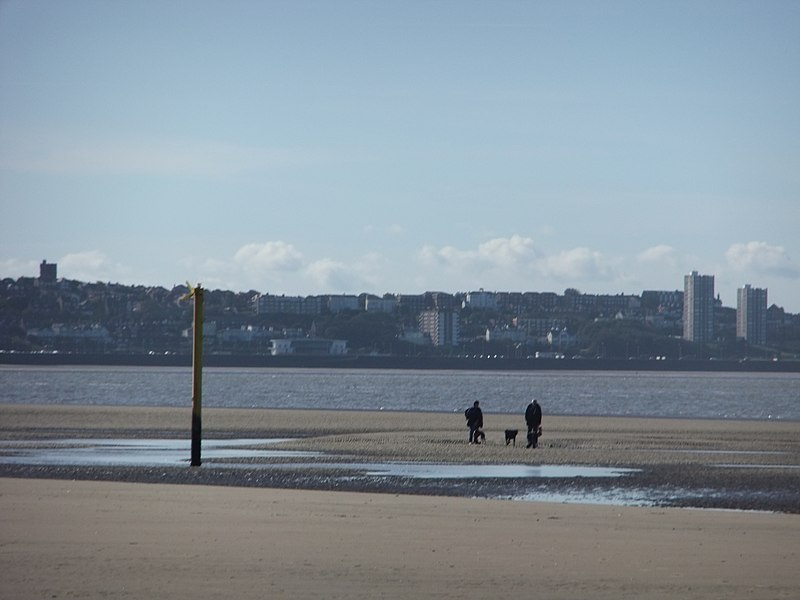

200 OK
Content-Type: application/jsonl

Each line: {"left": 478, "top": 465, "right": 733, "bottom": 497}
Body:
{"left": 463, "top": 290, "right": 497, "bottom": 310}
{"left": 327, "top": 295, "right": 359, "bottom": 313}
{"left": 365, "top": 296, "right": 397, "bottom": 313}
{"left": 737, "top": 285, "right": 768, "bottom": 345}
{"left": 254, "top": 294, "right": 322, "bottom": 315}
{"left": 514, "top": 317, "right": 567, "bottom": 337}
{"left": 641, "top": 290, "right": 684, "bottom": 312}
{"left": 522, "top": 292, "right": 558, "bottom": 312}
{"left": 395, "top": 294, "right": 427, "bottom": 319}
{"left": 427, "top": 292, "right": 456, "bottom": 311}
{"left": 419, "top": 310, "right": 460, "bottom": 346}
{"left": 683, "top": 271, "right": 715, "bottom": 343}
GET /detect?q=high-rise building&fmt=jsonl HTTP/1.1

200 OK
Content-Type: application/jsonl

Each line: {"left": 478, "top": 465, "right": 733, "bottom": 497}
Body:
{"left": 419, "top": 310, "right": 460, "bottom": 346}
{"left": 683, "top": 271, "right": 715, "bottom": 343}
{"left": 736, "top": 285, "right": 767, "bottom": 345}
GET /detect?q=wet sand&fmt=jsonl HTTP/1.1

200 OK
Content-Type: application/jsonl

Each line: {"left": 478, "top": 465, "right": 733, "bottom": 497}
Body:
{"left": 1, "top": 404, "right": 799, "bottom": 510}
{"left": 1, "top": 404, "right": 799, "bottom": 599}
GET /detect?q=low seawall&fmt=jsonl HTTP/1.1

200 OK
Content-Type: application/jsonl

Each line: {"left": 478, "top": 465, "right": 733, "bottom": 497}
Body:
{"left": 1, "top": 352, "right": 797, "bottom": 372}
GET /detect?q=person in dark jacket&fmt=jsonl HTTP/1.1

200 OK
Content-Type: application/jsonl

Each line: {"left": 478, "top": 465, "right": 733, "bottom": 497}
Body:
{"left": 525, "top": 399, "right": 542, "bottom": 448}
{"left": 464, "top": 400, "right": 484, "bottom": 444}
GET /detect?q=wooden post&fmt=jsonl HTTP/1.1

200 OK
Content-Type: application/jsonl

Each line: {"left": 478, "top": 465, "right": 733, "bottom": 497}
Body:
{"left": 190, "top": 285, "right": 204, "bottom": 466}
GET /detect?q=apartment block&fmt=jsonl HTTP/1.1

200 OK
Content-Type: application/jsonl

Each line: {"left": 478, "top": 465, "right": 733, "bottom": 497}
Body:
{"left": 254, "top": 293, "right": 322, "bottom": 315}
{"left": 683, "top": 271, "right": 715, "bottom": 343}
{"left": 419, "top": 310, "right": 460, "bottom": 346}
{"left": 737, "top": 285, "right": 768, "bottom": 345}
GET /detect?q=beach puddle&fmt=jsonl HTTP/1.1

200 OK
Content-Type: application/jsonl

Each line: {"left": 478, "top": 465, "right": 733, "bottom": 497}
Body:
{"left": 648, "top": 449, "right": 789, "bottom": 456}
{"left": 511, "top": 488, "right": 660, "bottom": 507}
{"left": 0, "top": 438, "right": 320, "bottom": 467}
{"left": 712, "top": 463, "right": 800, "bottom": 470}
{"left": 359, "top": 463, "right": 638, "bottom": 479}
{"left": 252, "top": 461, "right": 639, "bottom": 479}
{"left": 0, "top": 439, "right": 639, "bottom": 479}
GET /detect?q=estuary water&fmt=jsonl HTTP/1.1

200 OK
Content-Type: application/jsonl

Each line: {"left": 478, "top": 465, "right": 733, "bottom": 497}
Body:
{"left": 1, "top": 365, "right": 798, "bottom": 421}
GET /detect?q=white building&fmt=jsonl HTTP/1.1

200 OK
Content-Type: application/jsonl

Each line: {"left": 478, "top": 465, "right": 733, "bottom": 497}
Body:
{"left": 463, "top": 290, "right": 497, "bottom": 310}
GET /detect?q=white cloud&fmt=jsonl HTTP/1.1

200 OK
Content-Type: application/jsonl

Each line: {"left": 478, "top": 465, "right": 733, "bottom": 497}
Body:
{"left": 416, "top": 235, "right": 623, "bottom": 292}
{"left": 477, "top": 235, "right": 536, "bottom": 266}
{"left": 305, "top": 259, "right": 364, "bottom": 292}
{"left": 638, "top": 244, "right": 677, "bottom": 265}
{"left": 418, "top": 234, "right": 535, "bottom": 270}
{"left": 0, "top": 258, "right": 39, "bottom": 279}
{"left": 537, "top": 247, "right": 612, "bottom": 281}
{"left": 725, "top": 242, "right": 799, "bottom": 278}
{"left": 305, "top": 253, "right": 385, "bottom": 293}
{"left": 233, "top": 242, "right": 304, "bottom": 272}
{"left": 418, "top": 244, "right": 465, "bottom": 268}
{"left": 59, "top": 251, "right": 127, "bottom": 282}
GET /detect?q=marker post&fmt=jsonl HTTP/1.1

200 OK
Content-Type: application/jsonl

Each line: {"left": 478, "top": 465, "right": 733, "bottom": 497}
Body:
{"left": 189, "top": 284, "right": 203, "bottom": 467}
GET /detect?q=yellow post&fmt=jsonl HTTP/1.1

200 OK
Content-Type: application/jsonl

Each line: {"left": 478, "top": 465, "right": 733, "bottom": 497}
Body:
{"left": 190, "top": 285, "right": 204, "bottom": 466}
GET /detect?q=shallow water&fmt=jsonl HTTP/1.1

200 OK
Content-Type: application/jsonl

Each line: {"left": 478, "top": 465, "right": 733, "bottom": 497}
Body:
{"left": 2, "top": 437, "right": 796, "bottom": 510}
{"left": 0, "top": 438, "right": 637, "bottom": 478}
{"left": 360, "top": 463, "right": 637, "bottom": 479}
{"left": 0, "top": 438, "right": 320, "bottom": 467}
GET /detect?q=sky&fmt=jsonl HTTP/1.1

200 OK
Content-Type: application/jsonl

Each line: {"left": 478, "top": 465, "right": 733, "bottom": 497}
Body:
{"left": 1, "top": 0, "right": 799, "bottom": 312}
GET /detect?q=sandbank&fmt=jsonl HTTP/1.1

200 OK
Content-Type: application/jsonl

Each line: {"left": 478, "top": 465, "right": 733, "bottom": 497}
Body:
{"left": 1, "top": 477, "right": 798, "bottom": 600}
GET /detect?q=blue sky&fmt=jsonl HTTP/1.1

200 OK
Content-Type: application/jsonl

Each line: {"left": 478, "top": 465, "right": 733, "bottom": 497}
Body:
{"left": 1, "top": 0, "right": 799, "bottom": 311}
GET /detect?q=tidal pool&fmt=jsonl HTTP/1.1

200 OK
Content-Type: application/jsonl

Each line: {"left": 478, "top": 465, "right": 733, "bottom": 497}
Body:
{"left": 0, "top": 438, "right": 637, "bottom": 479}
{"left": 0, "top": 438, "right": 319, "bottom": 467}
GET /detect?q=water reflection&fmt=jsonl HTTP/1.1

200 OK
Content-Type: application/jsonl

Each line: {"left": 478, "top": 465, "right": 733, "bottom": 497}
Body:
{"left": 361, "top": 463, "right": 637, "bottom": 479}
{"left": 0, "top": 438, "right": 638, "bottom": 480}
{"left": 0, "top": 438, "right": 319, "bottom": 467}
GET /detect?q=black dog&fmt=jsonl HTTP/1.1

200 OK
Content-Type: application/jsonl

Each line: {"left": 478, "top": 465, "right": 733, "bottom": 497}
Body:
{"left": 504, "top": 429, "right": 519, "bottom": 446}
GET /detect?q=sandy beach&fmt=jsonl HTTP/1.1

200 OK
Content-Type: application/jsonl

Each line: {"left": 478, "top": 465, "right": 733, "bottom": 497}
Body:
{"left": 1, "top": 404, "right": 799, "bottom": 598}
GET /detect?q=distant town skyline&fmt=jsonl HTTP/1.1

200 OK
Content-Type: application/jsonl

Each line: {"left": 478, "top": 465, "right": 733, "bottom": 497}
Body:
{"left": 16, "top": 260, "right": 795, "bottom": 320}
{"left": 2, "top": 2, "right": 799, "bottom": 311}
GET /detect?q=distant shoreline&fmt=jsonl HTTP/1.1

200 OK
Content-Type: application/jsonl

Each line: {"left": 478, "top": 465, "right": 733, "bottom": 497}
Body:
{"left": 1, "top": 351, "right": 798, "bottom": 372}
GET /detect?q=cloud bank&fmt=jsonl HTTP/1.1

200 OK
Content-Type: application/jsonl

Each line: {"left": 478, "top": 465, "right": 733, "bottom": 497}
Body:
{"left": 3, "top": 235, "right": 797, "bottom": 311}
{"left": 725, "top": 242, "right": 799, "bottom": 278}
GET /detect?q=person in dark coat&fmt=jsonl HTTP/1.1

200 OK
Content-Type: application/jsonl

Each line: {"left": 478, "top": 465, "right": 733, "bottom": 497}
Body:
{"left": 525, "top": 399, "right": 542, "bottom": 448}
{"left": 464, "top": 400, "right": 484, "bottom": 444}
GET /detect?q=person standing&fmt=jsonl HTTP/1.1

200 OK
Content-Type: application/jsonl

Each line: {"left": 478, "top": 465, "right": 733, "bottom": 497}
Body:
{"left": 464, "top": 400, "right": 484, "bottom": 444}
{"left": 525, "top": 399, "right": 542, "bottom": 448}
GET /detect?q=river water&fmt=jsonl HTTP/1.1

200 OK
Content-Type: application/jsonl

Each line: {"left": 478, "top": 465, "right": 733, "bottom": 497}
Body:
{"left": 1, "top": 365, "right": 798, "bottom": 420}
